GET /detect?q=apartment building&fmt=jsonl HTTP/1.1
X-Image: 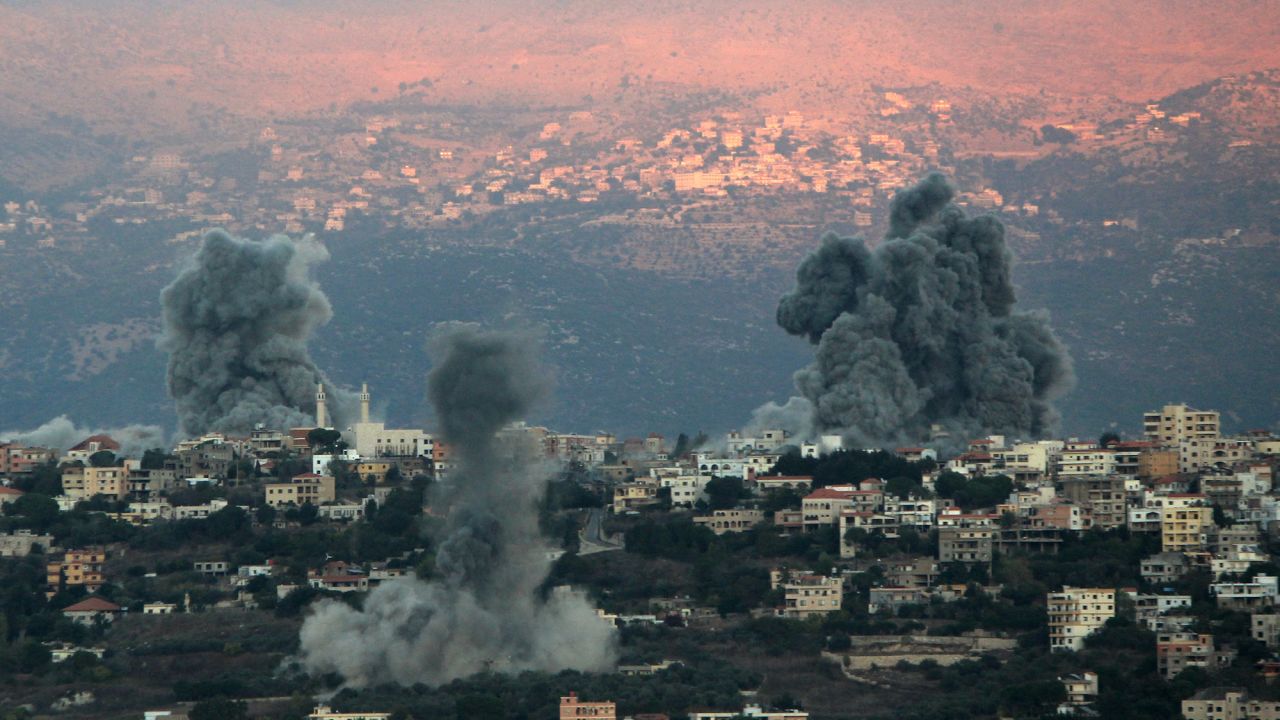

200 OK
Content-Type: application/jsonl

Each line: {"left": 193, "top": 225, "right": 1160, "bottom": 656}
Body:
{"left": 559, "top": 693, "right": 616, "bottom": 720}
{"left": 1048, "top": 587, "right": 1115, "bottom": 652}
{"left": 1157, "top": 633, "right": 1230, "bottom": 680}
{"left": 801, "top": 485, "right": 882, "bottom": 530}
{"left": 1056, "top": 449, "right": 1117, "bottom": 477}
{"left": 46, "top": 548, "right": 107, "bottom": 598}
{"left": 1182, "top": 688, "right": 1280, "bottom": 720}
{"left": 1144, "top": 404, "right": 1220, "bottom": 447}
{"left": 693, "top": 509, "right": 764, "bottom": 534}
{"left": 1252, "top": 614, "right": 1280, "bottom": 649}
{"left": 1213, "top": 576, "right": 1280, "bottom": 612}
{"left": 264, "top": 473, "right": 336, "bottom": 508}
{"left": 1162, "top": 505, "right": 1214, "bottom": 552}
{"left": 770, "top": 569, "right": 843, "bottom": 619}
{"left": 1058, "top": 476, "right": 1127, "bottom": 529}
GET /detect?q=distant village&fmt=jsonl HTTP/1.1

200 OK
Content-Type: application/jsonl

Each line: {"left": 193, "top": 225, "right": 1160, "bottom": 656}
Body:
{"left": 0, "top": 89, "right": 1218, "bottom": 253}
{"left": 2, "top": 391, "right": 1279, "bottom": 718}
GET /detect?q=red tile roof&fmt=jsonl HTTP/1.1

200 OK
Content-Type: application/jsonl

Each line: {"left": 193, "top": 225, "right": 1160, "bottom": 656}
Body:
{"left": 63, "top": 597, "right": 121, "bottom": 613}
{"left": 70, "top": 435, "right": 121, "bottom": 452}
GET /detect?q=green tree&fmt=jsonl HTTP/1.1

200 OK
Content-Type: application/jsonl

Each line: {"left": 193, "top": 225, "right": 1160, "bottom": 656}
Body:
{"left": 307, "top": 428, "right": 343, "bottom": 453}
{"left": 190, "top": 698, "right": 248, "bottom": 720}
{"left": 87, "top": 450, "right": 117, "bottom": 468}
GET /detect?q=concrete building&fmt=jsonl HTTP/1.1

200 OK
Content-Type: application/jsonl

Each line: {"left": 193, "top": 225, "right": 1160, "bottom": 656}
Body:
{"left": 1048, "top": 587, "right": 1115, "bottom": 652}
{"left": 1144, "top": 404, "right": 1220, "bottom": 447}
{"left": 693, "top": 509, "right": 764, "bottom": 534}
{"left": 1162, "top": 505, "right": 1214, "bottom": 552}
{"left": 1058, "top": 671, "right": 1099, "bottom": 708}
{"left": 1213, "top": 576, "right": 1279, "bottom": 611}
{"left": 771, "top": 569, "right": 843, "bottom": 619}
{"left": 0, "top": 530, "right": 55, "bottom": 557}
{"left": 348, "top": 384, "right": 434, "bottom": 458}
{"left": 46, "top": 548, "right": 107, "bottom": 598}
{"left": 559, "top": 692, "right": 616, "bottom": 720}
{"left": 801, "top": 485, "right": 882, "bottom": 529}
{"left": 1253, "top": 613, "right": 1280, "bottom": 649}
{"left": 265, "top": 473, "right": 336, "bottom": 508}
{"left": 1058, "top": 476, "right": 1127, "bottom": 530}
{"left": 1181, "top": 688, "right": 1280, "bottom": 720}
{"left": 1157, "top": 632, "right": 1230, "bottom": 680}
{"left": 308, "top": 706, "right": 391, "bottom": 720}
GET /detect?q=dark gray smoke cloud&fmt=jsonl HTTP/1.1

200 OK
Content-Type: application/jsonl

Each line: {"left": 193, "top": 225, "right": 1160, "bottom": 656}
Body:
{"left": 770, "top": 174, "right": 1074, "bottom": 448}
{"left": 159, "top": 230, "right": 354, "bottom": 436}
{"left": 297, "top": 324, "right": 617, "bottom": 687}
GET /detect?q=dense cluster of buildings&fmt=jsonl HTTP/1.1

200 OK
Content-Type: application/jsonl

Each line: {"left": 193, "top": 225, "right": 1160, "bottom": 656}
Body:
{"left": 0, "top": 92, "right": 1214, "bottom": 253}
{"left": 3, "top": 396, "right": 1278, "bottom": 716}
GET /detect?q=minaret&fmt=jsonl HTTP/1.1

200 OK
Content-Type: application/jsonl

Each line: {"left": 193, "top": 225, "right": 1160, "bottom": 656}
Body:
{"left": 360, "top": 383, "right": 370, "bottom": 424}
{"left": 316, "top": 383, "right": 327, "bottom": 428}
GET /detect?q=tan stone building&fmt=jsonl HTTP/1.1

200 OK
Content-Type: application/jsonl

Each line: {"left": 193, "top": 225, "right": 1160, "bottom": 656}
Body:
{"left": 265, "top": 473, "right": 336, "bottom": 508}
{"left": 1144, "top": 404, "right": 1220, "bottom": 447}
{"left": 559, "top": 692, "right": 616, "bottom": 720}
{"left": 1162, "top": 505, "right": 1213, "bottom": 552}
{"left": 771, "top": 569, "right": 843, "bottom": 619}
{"left": 1048, "top": 587, "right": 1115, "bottom": 652}
{"left": 47, "top": 548, "right": 107, "bottom": 598}
{"left": 694, "top": 509, "right": 764, "bottom": 534}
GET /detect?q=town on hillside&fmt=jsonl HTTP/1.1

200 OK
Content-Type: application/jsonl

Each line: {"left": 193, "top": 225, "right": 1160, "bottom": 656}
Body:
{"left": 2, "top": 398, "right": 1279, "bottom": 719}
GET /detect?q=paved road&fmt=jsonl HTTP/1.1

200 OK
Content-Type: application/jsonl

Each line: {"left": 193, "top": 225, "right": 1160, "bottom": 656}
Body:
{"left": 578, "top": 507, "right": 623, "bottom": 555}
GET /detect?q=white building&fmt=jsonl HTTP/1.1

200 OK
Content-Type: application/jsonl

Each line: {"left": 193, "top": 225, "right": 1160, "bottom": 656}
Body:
{"left": 1048, "top": 587, "right": 1115, "bottom": 652}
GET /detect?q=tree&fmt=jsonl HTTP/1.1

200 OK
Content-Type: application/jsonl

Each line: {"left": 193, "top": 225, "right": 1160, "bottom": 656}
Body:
{"left": 1099, "top": 431, "right": 1121, "bottom": 448}
{"left": 705, "top": 476, "right": 747, "bottom": 511}
{"left": 190, "top": 698, "right": 248, "bottom": 720}
{"left": 307, "top": 428, "right": 343, "bottom": 454}
{"left": 141, "top": 449, "right": 171, "bottom": 470}
{"left": 87, "top": 450, "right": 117, "bottom": 468}
{"left": 6, "top": 494, "right": 60, "bottom": 531}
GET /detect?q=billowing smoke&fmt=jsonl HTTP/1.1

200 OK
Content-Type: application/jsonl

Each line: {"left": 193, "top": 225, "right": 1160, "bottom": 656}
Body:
{"left": 0, "top": 416, "right": 167, "bottom": 458}
{"left": 768, "top": 174, "right": 1073, "bottom": 448}
{"left": 159, "top": 230, "right": 354, "bottom": 436}
{"left": 296, "top": 324, "right": 618, "bottom": 687}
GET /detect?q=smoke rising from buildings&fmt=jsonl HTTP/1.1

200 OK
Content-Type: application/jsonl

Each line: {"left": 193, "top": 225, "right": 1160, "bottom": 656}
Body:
{"left": 297, "top": 324, "right": 618, "bottom": 687}
{"left": 159, "top": 230, "right": 354, "bottom": 436}
{"left": 0, "top": 416, "right": 167, "bottom": 458}
{"left": 769, "top": 173, "right": 1074, "bottom": 448}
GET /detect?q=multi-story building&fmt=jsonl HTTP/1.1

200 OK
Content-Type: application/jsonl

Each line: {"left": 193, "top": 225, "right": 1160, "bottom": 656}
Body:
{"left": 559, "top": 692, "right": 616, "bottom": 720}
{"left": 1048, "top": 587, "right": 1115, "bottom": 652}
{"left": 801, "top": 485, "right": 883, "bottom": 530}
{"left": 1058, "top": 671, "right": 1099, "bottom": 708}
{"left": 1056, "top": 448, "right": 1117, "bottom": 477}
{"left": 1252, "top": 613, "right": 1280, "bottom": 649}
{"left": 938, "top": 526, "right": 994, "bottom": 564}
{"left": 1141, "top": 552, "right": 1191, "bottom": 584}
{"left": 693, "top": 509, "right": 764, "bottom": 534}
{"left": 1144, "top": 404, "right": 1220, "bottom": 447}
{"left": 264, "top": 473, "right": 336, "bottom": 508}
{"left": 660, "top": 473, "right": 712, "bottom": 507}
{"left": 1058, "top": 476, "right": 1127, "bottom": 529}
{"left": 1157, "top": 633, "right": 1230, "bottom": 680}
{"left": 1162, "top": 505, "right": 1213, "bottom": 552}
{"left": 46, "top": 548, "right": 107, "bottom": 598}
{"left": 1181, "top": 688, "right": 1280, "bottom": 720}
{"left": 937, "top": 510, "right": 997, "bottom": 564}
{"left": 771, "top": 569, "right": 843, "bottom": 619}
{"left": 611, "top": 480, "right": 659, "bottom": 513}
{"left": 1214, "top": 576, "right": 1280, "bottom": 611}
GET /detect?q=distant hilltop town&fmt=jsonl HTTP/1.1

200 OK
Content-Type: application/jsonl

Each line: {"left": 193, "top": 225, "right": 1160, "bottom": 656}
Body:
{"left": 1, "top": 398, "right": 1279, "bottom": 718}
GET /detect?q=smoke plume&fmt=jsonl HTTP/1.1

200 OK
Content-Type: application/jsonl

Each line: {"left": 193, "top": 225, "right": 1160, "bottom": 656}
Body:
{"left": 297, "top": 324, "right": 618, "bottom": 687}
{"left": 159, "top": 230, "right": 353, "bottom": 436}
{"left": 0, "top": 416, "right": 167, "bottom": 458}
{"left": 769, "top": 174, "right": 1073, "bottom": 448}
